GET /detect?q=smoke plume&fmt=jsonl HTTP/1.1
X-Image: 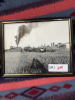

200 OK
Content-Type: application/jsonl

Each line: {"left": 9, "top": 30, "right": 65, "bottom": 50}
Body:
{"left": 14, "top": 23, "right": 39, "bottom": 46}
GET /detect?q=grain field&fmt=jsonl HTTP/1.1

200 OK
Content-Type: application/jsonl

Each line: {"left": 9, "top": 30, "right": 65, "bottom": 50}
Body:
{"left": 5, "top": 51, "right": 70, "bottom": 74}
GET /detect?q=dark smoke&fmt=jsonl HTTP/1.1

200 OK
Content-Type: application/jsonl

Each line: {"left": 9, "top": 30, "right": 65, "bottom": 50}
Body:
{"left": 14, "top": 23, "right": 40, "bottom": 46}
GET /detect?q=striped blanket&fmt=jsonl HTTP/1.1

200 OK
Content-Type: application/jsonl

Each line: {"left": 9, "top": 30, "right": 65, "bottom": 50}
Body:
{"left": 0, "top": 0, "right": 75, "bottom": 100}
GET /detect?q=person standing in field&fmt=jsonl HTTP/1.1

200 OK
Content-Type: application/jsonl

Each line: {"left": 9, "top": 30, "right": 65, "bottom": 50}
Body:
{"left": 21, "top": 49, "right": 22, "bottom": 53}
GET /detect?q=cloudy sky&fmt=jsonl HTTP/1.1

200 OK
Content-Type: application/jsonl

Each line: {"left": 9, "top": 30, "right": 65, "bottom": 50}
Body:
{"left": 4, "top": 20, "right": 70, "bottom": 50}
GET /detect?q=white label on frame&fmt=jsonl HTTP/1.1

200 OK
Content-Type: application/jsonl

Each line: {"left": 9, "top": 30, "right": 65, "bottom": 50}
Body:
{"left": 48, "top": 64, "right": 68, "bottom": 72}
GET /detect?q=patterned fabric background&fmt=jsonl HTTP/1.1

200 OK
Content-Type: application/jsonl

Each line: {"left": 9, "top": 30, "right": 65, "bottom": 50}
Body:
{"left": 0, "top": 0, "right": 75, "bottom": 100}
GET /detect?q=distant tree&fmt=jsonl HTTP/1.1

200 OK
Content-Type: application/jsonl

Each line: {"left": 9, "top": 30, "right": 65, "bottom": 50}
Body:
{"left": 51, "top": 43, "right": 52, "bottom": 47}
{"left": 53, "top": 42, "right": 55, "bottom": 47}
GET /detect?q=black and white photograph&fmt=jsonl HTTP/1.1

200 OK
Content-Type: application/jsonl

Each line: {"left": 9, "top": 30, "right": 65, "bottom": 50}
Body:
{"left": 1, "top": 18, "right": 73, "bottom": 76}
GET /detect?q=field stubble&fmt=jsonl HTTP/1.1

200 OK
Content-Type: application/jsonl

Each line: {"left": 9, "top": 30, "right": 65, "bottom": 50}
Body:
{"left": 5, "top": 51, "right": 70, "bottom": 74}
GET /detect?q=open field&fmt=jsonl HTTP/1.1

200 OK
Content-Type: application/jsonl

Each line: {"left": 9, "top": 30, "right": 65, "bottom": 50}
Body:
{"left": 5, "top": 50, "right": 70, "bottom": 74}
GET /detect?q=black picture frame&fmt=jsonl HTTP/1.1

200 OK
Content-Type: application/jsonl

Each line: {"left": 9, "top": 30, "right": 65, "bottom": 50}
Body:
{"left": 1, "top": 17, "right": 74, "bottom": 77}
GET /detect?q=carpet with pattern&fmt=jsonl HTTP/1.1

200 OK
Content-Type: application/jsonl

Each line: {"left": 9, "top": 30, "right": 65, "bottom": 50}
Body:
{"left": 0, "top": 0, "right": 75, "bottom": 100}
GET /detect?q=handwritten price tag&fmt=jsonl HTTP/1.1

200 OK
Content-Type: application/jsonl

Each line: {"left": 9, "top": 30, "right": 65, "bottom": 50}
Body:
{"left": 48, "top": 64, "right": 68, "bottom": 72}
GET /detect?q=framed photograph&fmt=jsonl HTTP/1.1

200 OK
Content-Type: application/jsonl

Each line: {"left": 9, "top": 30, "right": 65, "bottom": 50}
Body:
{"left": 1, "top": 17, "right": 74, "bottom": 77}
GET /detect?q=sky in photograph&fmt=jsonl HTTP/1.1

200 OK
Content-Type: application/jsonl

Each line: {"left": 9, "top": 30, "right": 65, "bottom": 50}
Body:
{"left": 4, "top": 20, "right": 70, "bottom": 50}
